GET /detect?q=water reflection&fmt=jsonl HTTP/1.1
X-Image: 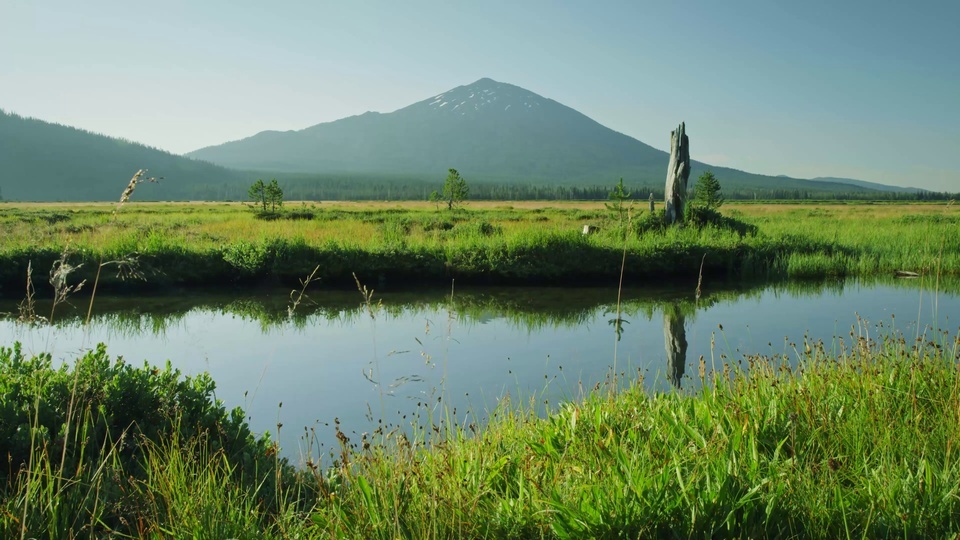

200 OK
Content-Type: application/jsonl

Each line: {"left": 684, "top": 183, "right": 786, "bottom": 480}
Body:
{"left": 663, "top": 304, "right": 687, "bottom": 388}
{"left": 1, "top": 277, "right": 958, "bottom": 459}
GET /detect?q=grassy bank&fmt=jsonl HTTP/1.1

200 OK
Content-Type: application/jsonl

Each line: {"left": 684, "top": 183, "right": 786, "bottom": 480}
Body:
{"left": 3, "top": 326, "right": 960, "bottom": 537}
{"left": 0, "top": 201, "right": 958, "bottom": 296}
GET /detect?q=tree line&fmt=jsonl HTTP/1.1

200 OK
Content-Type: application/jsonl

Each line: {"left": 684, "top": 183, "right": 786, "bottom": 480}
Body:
{"left": 207, "top": 177, "right": 956, "bottom": 203}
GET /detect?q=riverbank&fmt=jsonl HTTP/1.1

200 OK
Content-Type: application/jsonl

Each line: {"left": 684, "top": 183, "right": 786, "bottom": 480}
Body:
{"left": 0, "top": 201, "right": 957, "bottom": 297}
{"left": 3, "top": 326, "right": 959, "bottom": 537}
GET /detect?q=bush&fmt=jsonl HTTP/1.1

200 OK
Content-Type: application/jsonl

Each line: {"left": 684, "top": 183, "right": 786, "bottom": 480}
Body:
{"left": 453, "top": 220, "right": 503, "bottom": 238}
{"left": 0, "top": 342, "right": 293, "bottom": 535}
{"left": 634, "top": 209, "right": 667, "bottom": 235}
{"left": 686, "top": 205, "right": 758, "bottom": 237}
{"left": 221, "top": 240, "right": 271, "bottom": 276}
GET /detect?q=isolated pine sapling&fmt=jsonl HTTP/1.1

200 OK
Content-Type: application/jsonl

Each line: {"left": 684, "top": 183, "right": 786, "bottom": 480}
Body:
{"left": 693, "top": 171, "right": 724, "bottom": 210}
{"left": 606, "top": 177, "right": 632, "bottom": 233}
{"left": 442, "top": 168, "right": 469, "bottom": 210}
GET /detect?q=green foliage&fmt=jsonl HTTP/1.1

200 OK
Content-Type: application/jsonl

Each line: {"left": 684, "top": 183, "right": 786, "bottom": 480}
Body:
{"left": 265, "top": 178, "right": 284, "bottom": 212}
{"left": 309, "top": 330, "right": 960, "bottom": 538}
{"left": 633, "top": 208, "right": 666, "bottom": 235}
{"left": 1, "top": 202, "right": 959, "bottom": 291}
{"left": 452, "top": 220, "right": 502, "bottom": 238}
{"left": 685, "top": 205, "right": 757, "bottom": 237}
{"left": 442, "top": 168, "right": 469, "bottom": 210}
{"left": 605, "top": 177, "right": 632, "bottom": 229}
{"left": 248, "top": 178, "right": 268, "bottom": 212}
{"left": 221, "top": 239, "right": 272, "bottom": 276}
{"left": 248, "top": 178, "right": 283, "bottom": 216}
{"left": 0, "top": 342, "right": 296, "bottom": 537}
{"left": 428, "top": 190, "right": 442, "bottom": 211}
{"left": 694, "top": 170, "right": 725, "bottom": 210}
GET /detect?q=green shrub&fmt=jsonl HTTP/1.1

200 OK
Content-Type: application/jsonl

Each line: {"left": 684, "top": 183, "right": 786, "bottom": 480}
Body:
{"left": 221, "top": 240, "right": 271, "bottom": 276}
{"left": 418, "top": 216, "right": 455, "bottom": 232}
{"left": 453, "top": 220, "right": 503, "bottom": 238}
{"left": 634, "top": 209, "right": 667, "bottom": 235}
{"left": 0, "top": 342, "right": 295, "bottom": 536}
{"left": 686, "top": 205, "right": 758, "bottom": 237}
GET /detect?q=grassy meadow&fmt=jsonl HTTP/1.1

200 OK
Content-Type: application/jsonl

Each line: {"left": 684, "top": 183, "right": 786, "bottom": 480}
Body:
{"left": 0, "top": 199, "right": 958, "bottom": 297}
{"left": 3, "top": 198, "right": 960, "bottom": 537}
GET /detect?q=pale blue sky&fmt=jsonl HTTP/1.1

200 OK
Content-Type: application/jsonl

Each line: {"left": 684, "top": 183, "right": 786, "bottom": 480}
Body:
{"left": 2, "top": 0, "right": 958, "bottom": 190}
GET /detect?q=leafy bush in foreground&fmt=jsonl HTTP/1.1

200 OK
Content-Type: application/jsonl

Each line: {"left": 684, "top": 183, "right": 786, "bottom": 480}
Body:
{"left": 0, "top": 343, "right": 301, "bottom": 537}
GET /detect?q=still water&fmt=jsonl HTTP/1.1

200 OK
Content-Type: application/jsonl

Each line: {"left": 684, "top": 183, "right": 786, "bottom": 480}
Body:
{"left": 2, "top": 279, "right": 957, "bottom": 461}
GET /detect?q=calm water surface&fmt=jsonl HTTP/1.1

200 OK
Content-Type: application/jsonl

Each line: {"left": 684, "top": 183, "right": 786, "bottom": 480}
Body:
{"left": 2, "top": 279, "right": 957, "bottom": 461}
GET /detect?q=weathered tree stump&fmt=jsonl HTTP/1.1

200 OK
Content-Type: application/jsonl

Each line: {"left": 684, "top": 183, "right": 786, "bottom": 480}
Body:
{"left": 649, "top": 192, "right": 655, "bottom": 212}
{"left": 664, "top": 122, "right": 690, "bottom": 225}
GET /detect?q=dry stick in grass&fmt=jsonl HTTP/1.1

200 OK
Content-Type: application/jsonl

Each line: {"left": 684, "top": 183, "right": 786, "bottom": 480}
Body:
{"left": 85, "top": 169, "right": 159, "bottom": 326}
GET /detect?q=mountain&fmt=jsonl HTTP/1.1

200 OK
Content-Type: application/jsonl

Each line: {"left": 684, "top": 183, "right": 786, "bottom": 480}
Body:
{"left": 0, "top": 109, "right": 245, "bottom": 201}
{"left": 810, "top": 177, "right": 923, "bottom": 193}
{"left": 187, "top": 78, "right": 880, "bottom": 194}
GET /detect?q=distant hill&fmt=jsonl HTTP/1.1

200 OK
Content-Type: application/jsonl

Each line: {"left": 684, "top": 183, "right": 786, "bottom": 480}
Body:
{"left": 187, "top": 78, "right": 880, "bottom": 195}
{"left": 810, "top": 177, "right": 923, "bottom": 193}
{"left": 0, "top": 109, "right": 245, "bottom": 201}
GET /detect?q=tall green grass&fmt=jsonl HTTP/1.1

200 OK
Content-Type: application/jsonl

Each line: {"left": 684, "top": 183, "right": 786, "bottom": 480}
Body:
{"left": 312, "top": 325, "right": 960, "bottom": 538}
{"left": 1, "top": 202, "right": 958, "bottom": 294}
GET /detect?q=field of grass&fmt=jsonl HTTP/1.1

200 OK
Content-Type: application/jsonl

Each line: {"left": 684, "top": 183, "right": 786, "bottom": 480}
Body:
{"left": 0, "top": 200, "right": 957, "bottom": 297}
{"left": 3, "top": 198, "right": 960, "bottom": 536}
{"left": 4, "top": 322, "right": 959, "bottom": 537}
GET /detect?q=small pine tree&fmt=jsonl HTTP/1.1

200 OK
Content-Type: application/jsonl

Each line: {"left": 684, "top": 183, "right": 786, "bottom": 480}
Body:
{"left": 248, "top": 179, "right": 268, "bottom": 212}
{"left": 694, "top": 171, "right": 724, "bottom": 210}
{"left": 442, "top": 168, "right": 469, "bottom": 210}
{"left": 266, "top": 179, "right": 284, "bottom": 212}
{"left": 606, "top": 177, "right": 631, "bottom": 229}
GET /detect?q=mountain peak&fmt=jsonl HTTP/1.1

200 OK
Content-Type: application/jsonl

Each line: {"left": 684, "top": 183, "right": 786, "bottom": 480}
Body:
{"left": 422, "top": 78, "right": 544, "bottom": 116}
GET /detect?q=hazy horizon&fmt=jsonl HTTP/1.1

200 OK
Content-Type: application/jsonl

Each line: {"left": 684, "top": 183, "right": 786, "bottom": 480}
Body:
{"left": 2, "top": 0, "right": 957, "bottom": 191}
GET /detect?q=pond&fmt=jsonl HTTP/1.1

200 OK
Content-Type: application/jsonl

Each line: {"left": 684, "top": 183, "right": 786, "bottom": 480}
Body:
{"left": 2, "top": 278, "right": 957, "bottom": 462}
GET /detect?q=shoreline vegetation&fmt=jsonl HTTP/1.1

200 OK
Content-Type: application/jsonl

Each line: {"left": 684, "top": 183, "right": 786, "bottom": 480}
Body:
{"left": 3, "top": 325, "right": 959, "bottom": 537}
{"left": 3, "top": 197, "right": 960, "bottom": 536}
{"left": 0, "top": 200, "right": 958, "bottom": 297}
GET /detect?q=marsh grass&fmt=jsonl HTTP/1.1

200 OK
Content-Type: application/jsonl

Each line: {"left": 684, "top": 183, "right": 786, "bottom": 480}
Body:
{"left": 4, "top": 199, "right": 960, "bottom": 537}
{"left": 309, "top": 324, "right": 960, "bottom": 538}
{"left": 2, "top": 202, "right": 958, "bottom": 294}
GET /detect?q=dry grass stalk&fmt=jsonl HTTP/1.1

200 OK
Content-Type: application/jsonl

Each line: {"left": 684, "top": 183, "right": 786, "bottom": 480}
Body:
{"left": 114, "top": 169, "right": 160, "bottom": 216}
{"left": 48, "top": 247, "right": 86, "bottom": 324}
{"left": 288, "top": 265, "right": 321, "bottom": 319}
{"left": 16, "top": 261, "right": 46, "bottom": 324}
{"left": 353, "top": 272, "right": 381, "bottom": 319}
{"left": 86, "top": 170, "right": 158, "bottom": 325}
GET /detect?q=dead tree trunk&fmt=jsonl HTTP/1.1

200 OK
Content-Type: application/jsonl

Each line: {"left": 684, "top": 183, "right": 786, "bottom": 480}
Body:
{"left": 664, "top": 122, "right": 690, "bottom": 225}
